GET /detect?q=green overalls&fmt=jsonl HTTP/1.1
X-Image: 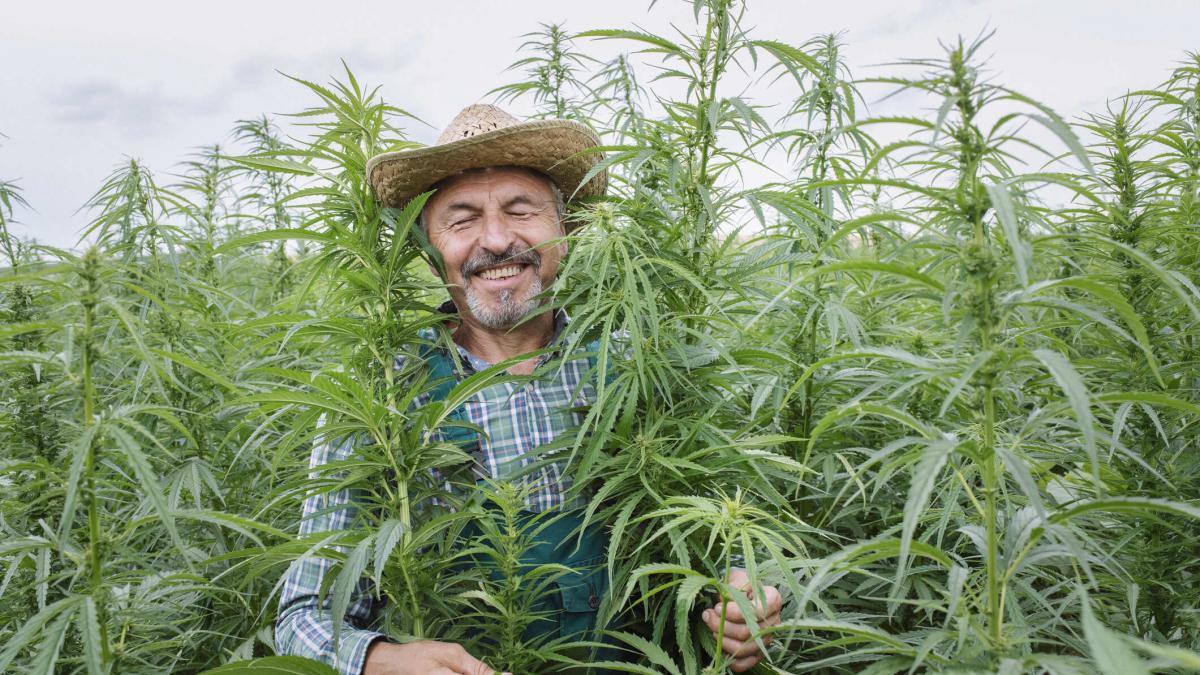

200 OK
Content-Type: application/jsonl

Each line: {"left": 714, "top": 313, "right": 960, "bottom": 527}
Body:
{"left": 419, "top": 339, "right": 622, "bottom": 665}
{"left": 458, "top": 510, "right": 614, "bottom": 654}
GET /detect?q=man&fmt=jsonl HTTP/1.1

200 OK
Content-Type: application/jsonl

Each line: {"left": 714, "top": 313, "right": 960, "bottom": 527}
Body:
{"left": 276, "top": 105, "right": 781, "bottom": 675}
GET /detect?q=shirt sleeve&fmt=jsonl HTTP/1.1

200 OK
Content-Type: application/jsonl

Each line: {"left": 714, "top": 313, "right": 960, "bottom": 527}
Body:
{"left": 275, "top": 432, "right": 388, "bottom": 675}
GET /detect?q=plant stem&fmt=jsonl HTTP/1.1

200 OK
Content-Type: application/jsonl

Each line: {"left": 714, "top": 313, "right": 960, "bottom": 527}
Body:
{"left": 684, "top": 0, "right": 731, "bottom": 314}
{"left": 948, "top": 38, "right": 1005, "bottom": 650}
{"left": 799, "top": 41, "right": 837, "bottom": 462}
{"left": 395, "top": 476, "right": 424, "bottom": 637}
{"left": 711, "top": 535, "right": 735, "bottom": 673}
{"left": 981, "top": 379, "right": 1001, "bottom": 645}
{"left": 79, "top": 249, "right": 112, "bottom": 667}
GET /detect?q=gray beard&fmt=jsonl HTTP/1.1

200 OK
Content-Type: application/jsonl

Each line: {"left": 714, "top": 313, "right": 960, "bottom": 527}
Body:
{"left": 464, "top": 274, "right": 543, "bottom": 329}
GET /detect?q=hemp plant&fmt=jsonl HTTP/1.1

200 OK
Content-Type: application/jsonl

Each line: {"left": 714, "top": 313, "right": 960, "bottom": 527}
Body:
{"left": 533, "top": 2, "right": 819, "bottom": 669}
{"left": 453, "top": 482, "right": 579, "bottom": 672}
{"left": 589, "top": 53, "right": 646, "bottom": 145}
{"left": 492, "top": 22, "right": 598, "bottom": 123}
{"left": 1069, "top": 89, "right": 1200, "bottom": 645}
{"left": 0, "top": 176, "right": 29, "bottom": 270}
{"left": 0, "top": 246, "right": 198, "bottom": 673}
{"left": 5, "top": 5, "right": 1200, "bottom": 674}
{"left": 1145, "top": 52, "right": 1200, "bottom": 253}
{"left": 779, "top": 32, "right": 1200, "bottom": 671}
{"left": 81, "top": 159, "right": 180, "bottom": 270}
{"left": 0, "top": 176, "right": 57, "bottom": 468}
{"left": 233, "top": 115, "right": 302, "bottom": 300}
{"left": 747, "top": 32, "right": 884, "bottom": 468}
{"left": 224, "top": 66, "right": 503, "bottom": 651}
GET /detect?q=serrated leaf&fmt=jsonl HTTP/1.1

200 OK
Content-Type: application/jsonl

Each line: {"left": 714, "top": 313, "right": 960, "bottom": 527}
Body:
{"left": 200, "top": 655, "right": 339, "bottom": 675}
{"left": 1082, "top": 594, "right": 1148, "bottom": 675}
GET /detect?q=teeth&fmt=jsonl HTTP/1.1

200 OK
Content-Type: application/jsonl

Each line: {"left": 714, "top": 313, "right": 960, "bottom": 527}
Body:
{"left": 478, "top": 265, "right": 523, "bottom": 280}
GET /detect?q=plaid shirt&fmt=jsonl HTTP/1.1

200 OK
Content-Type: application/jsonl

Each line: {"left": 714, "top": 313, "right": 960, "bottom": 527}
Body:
{"left": 275, "top": 308, "right": 598, "bottom": 675}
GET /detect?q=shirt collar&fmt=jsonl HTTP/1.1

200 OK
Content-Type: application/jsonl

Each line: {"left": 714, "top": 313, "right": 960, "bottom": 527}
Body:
{"left": 433, "top": 300, "right": 571, "bottom": 374}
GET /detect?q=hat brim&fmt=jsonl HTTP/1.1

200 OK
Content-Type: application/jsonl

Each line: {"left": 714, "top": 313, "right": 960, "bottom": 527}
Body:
{"left": 366, "top": 119, "right": 607, "bottom": 210}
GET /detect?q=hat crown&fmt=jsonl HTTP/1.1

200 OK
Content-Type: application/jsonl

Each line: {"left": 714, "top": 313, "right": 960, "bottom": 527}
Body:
{"left": 366, "top": 102, "right": 607, "bottom": 211}
{"left": 435, "top": 104, "right": 521, "bottom": 145}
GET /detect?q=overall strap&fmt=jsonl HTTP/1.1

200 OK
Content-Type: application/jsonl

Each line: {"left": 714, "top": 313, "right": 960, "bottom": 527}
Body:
{"left": 416, "top": 342, "right": 479, "bottom": 449}
{"left": 583, "top": 336, "right": 617, "bottom": 388}
{"left": 417, "top": 342, "right": 460, "bottom": 405}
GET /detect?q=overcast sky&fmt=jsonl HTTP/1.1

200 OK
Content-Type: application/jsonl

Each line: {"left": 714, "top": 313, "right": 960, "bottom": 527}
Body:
{"left": 2, "top": 0, "right": 1196, "bottom": 249}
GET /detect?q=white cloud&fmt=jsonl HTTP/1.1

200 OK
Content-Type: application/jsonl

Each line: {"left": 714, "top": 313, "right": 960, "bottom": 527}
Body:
{"left": 1, "top": 0, "right": 1196, "bottom": 248}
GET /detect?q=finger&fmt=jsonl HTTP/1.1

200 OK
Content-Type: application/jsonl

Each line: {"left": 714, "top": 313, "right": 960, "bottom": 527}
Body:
{"left": 720, "top": 635, "right": 762, "bottom": 659}
{"left": 442, "top": 644, "right": 495, "bottom": 675}
{"left": 759, "top": 613, "right": 781, "bottom": 645}
{"left": 764, "top": 585, "right": 783, "bottom": 618}
{"left": 730, "top": 653, "right": 764, "bottom": 673}
{"left": 713, "top": 612, "right": 781, "bottom": 648}
{"left": 704, "top": 609, "right": 753, "bottom": 641}
{"left": 726, "top": 567, "right": 751, "bottom": 590}
{"left": 460, "top": 657, "right": 495, "bottom": 675}
{"left": 723, "top": 573, "right": 783, "bottom": 613}
{"left": 723, "top": 588, "right": 780, "bottom": 623}
{"left": 720, "top": 599, "right": 749, "bottom": 623}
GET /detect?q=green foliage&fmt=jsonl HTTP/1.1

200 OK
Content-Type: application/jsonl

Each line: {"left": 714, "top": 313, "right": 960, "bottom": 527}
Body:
{"left": 2, "top": 3, "right": 1199, "bottom": 674}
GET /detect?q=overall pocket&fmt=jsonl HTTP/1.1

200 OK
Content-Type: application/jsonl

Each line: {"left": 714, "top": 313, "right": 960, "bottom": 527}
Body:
{"left": 551, "top": 555, "right": 608, "bottom": 641}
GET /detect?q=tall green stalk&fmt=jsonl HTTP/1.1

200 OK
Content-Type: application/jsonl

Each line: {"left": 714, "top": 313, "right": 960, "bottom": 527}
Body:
{"left": 78, "top": 247, "right": 112, "bottom": 668}
{"left": 491, "top": 23, "right": 594, "bottom": 122}
{"left": 684, "top": 0, "right": 732, "bottom": 264}
{"left": 945, "top": 43, "right": 1006, "bottom": 644}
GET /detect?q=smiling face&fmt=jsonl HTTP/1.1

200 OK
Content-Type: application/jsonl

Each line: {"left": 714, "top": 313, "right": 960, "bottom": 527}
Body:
{"left": 422, "top": 166, "right": 567, "bottom": 330}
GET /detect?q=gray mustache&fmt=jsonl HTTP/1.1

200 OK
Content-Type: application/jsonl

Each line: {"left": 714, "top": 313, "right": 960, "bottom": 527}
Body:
{"left": 461, "top": 246, "right": 542, "bottom": 278}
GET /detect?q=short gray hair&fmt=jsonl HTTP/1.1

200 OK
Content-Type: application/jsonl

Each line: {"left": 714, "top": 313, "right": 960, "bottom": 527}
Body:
{"left": 414, "top": 168, "right": 566, "bottom": 234}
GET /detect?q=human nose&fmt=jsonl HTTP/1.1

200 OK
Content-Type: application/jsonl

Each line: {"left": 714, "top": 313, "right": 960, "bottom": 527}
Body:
{"left": 478, "top": 207, "right": 516, "bottom": 253}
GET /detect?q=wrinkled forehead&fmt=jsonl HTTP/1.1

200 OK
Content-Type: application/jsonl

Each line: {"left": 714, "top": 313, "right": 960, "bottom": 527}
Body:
{"left": 428, "top": 166, "right": 558, "bottom": 206}
{"left": 417, "top": 166, "right": 566, "bottom": 237}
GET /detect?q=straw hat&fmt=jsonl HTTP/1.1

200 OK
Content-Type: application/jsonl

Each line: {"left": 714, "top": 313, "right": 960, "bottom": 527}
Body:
{"left": 366, "top": 104, "right": 607, "bottom": 209}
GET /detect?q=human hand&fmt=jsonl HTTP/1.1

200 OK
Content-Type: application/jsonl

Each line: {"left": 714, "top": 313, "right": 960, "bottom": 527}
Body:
{"left": 363, "top": 639, "right": 509, "bottom": 675}
{"left": 699, "top": 569, "right": 783, "bottom": 673}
